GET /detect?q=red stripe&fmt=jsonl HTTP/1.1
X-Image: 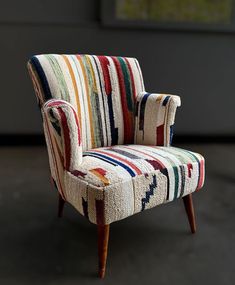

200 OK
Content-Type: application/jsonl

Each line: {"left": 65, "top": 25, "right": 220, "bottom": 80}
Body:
{"left": 57, "top": 108, "right": 71, "bottom": 171}
{"left": 97, "top": 56, "right": 111, "bottom": 95}
{"left": 93, "top": 149, "right": 142, "bottom": 175}
{"left": 45, "top": 100, "right": 67, "bottom": 107}
{"left": 71, "top": 169, "right": 86, "bottom": 178}
{"left": 122, "top": 145, "right": 165, "bottom": 168}
{"left": 187, "top": 163, "right": 193, "bottom": 178}
{"left": 197, "top": 159, "right": 205, "bottom": 190}
{"left": 46, "top": 101, "right": 81, "bottom": 146}
{"left": 157, "top": 124, "right": 164, "bottom": 146}
{"left": 111, "top": 57, "right": 133, "bottom": 143}
{"left": 93, "top": 168, "right": 107, "bottom": 176}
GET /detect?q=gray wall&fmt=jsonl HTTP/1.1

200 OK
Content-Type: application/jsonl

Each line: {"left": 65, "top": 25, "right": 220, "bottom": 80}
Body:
{"left": 1, "top": 0, "right": 234, "bottom": 135}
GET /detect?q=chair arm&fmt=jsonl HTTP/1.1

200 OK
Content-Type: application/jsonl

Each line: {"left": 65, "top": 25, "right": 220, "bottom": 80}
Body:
{"left": 134, "top": 92, "right": 181, "bottom": 146}
{"left": 42, "top": 99, "right": 82, "bottom": 174}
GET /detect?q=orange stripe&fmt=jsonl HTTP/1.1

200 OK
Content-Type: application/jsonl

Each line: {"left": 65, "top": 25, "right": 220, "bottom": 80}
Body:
{"left": 76, "top": 55, "right": 95, "bottom": 148}
{"left": 62, "top": 55, "right": 82, "bottom": 124}
{"left": 156, "top": 94, "right": 163, "bottom": 102}
{"left": 90, "top": 169, "right": 110, "bottom": 186}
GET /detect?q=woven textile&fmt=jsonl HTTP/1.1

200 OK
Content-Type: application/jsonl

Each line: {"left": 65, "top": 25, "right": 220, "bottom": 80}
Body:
{"left": 64, "top": 144, "right": 204, "bottom": 224}
{"left": 28, "top": 54, "right": 145, "bottom": 150}
{"left": 135, "top": 93, "right": 181, "bottom": 146}
{"left": 42, "top": 99, "right": 83, "bottom": 197}
{"left": 28, "top": 54, "right": 205, "bottom": 225}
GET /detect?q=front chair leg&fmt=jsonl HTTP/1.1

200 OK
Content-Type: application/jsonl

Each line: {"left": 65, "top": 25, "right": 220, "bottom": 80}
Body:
{"left": 182, "top": 193, "right": 196, "bottom": 234}
{"left": 97, "top": 224, "right": 110, "bottom": 278}
{"left": 58, "top": 193, "right": 65, "bottom": 218}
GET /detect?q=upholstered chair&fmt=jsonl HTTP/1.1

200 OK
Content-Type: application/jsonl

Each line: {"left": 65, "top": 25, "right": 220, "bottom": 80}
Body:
{"left": 28, "top": 54, "right": 205, "bottom": 278}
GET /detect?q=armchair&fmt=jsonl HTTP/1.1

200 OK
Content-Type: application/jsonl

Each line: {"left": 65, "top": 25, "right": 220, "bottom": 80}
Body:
{"left": 28, "top": 54, "right": 205, "bottom": 278}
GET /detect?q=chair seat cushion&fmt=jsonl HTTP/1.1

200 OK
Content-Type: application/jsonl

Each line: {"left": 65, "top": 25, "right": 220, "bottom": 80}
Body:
{"left": 64, "top": 145, "right": 205, "bottom": 225}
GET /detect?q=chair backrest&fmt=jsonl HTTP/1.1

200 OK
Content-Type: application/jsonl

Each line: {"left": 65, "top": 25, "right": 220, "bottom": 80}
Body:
{"left": 28, "top": 54, "right": 145, "bottom": 150}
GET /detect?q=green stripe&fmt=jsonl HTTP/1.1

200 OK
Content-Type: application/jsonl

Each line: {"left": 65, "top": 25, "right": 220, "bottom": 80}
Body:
{"left": 161, "top": 147, "right": 199, "bottom": 164}
{"left": 70, "top": 55, "right": 89, "bottom": 149}
{"left": 45, "top": 55, "right": 70, "bottom": 101}
{"left": 179, "top": 165, "right": 186, "bottom": 197}
{"left": 170, "top": 147, "right": 201, "bottom": 164}
{"left": 81, "top": 56, "right": 101, "bottom": 147}
{"left": 173, "top": 166, "right": 179, "bottom": 200}
{"left": 118, "top": 57, "right": 133, "bottom": 111}
{"left": 168, "top": 147, "right": 203, "bottom": 193}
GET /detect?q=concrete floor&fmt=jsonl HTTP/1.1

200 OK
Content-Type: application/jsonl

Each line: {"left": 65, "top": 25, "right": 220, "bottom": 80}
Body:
{"left": 0, "top": 144, "right": 234, "bottom": 285}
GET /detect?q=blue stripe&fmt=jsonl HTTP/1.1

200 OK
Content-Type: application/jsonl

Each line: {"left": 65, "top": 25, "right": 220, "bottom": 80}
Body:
{"left": 30, "top": 56, "right": 52, "bottom": 101}
{"left": 170, "top": 125, "right": 174, "bottom": 144}
{"left": 85, "top": 152, "right": 136, "bottom": 177}
{"left": 141, "top": 174, "right": 157, "bottom": 211}
{"left": 139, "top": 92, "right": 151, "bottom": 131}
{"left": 83, "top": 153, "right": 117, "bottom": 166}
{"left": 160, "top": 168, "right": 170, "bottom": 200}
{"left": 162, "top": 96, "right": 170, "bottom": 106}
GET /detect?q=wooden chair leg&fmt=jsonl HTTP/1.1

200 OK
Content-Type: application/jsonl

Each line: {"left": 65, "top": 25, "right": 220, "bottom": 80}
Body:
{"left": 97, "top": 224, "right": 110, "bottom": 279}
{"left": 182, "top": 193, "right": 196, "bottom": 234}
{"left": 50, "top": 177, "right": 65, "bottom": 218}
{"left": 58, "top": 193, "right": 65, "bottom": 218}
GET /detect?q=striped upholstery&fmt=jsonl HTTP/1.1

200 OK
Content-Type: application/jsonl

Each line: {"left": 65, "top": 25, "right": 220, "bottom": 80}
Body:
{"left": 28, "top": 54, "right": 205, "bottom": 225}
{"left": 135, "top": 93, "right": 181, "bottom": 146}
{"left": 42, "top": 99, "right": 82, "bottom": 197}
{"left": 64, "top": 145, "right": 204, "bottom": 225}
{"left": 28, "top": 54, "right": 145, "bottom": 150}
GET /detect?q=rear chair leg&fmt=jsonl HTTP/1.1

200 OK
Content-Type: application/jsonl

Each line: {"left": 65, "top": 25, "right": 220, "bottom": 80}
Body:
{"left": 50, "top": 176, "right": 65, "bottom": 218}
{"left": 98, "top": 224, "right": 110, "bottom": 278}
{"left": 58, "top": 193, "right": 65, "bottom": 218}
{"left": 182, "top": 193, "right": 196, "bottom": 234}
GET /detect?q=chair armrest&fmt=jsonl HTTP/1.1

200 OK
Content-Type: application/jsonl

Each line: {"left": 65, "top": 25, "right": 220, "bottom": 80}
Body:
{"left": 42, "top": 99, "right": 82, "bottom": 173}
{"left": 134, "top": 92, "right": 181, "bottom": 146}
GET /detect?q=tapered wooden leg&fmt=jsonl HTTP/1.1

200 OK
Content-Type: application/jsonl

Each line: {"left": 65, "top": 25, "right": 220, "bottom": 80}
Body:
{"left": 182, "top": 193, "right": 196, "bottom": 234}
{"left": 97, "top": 224, "right": 110, "bottom": 279}
{"left": 58, "top": 193, "right": 65, "bottom": 218}
{"left": 50, "top": 176, "right": 65, "bottom": 218}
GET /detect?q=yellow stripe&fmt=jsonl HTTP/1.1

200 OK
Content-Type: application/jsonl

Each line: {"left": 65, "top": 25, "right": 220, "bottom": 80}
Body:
{"left": 78, "top": 56, "right": 95, "bottom": 148}
{"left": 156, "top": 94, "right": 163, "bottom": 103}
{"left": 85, "top": 55, "right": 98, "bottom": 94}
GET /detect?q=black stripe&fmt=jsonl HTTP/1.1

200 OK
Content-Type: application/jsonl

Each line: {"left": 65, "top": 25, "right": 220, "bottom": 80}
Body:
{"left": 139, "top": 93, "right": 150, "bottom": 131}
{"left": 83, "top": 153, "right": 117, "bottom": 166}
{"left": 107, "top": 94, "right": 118, "bottom": 145}
{"left": 160, "top": 168, "right": 170, "bottom": 201}
{"left": 92, "top": 56, "right": 109, "bottom": 146}
{"left": 29, "top": 56, "right": 52, "bottom": 101}
{"left": 179, "top": 165, "right": 186, "bottom": 197}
